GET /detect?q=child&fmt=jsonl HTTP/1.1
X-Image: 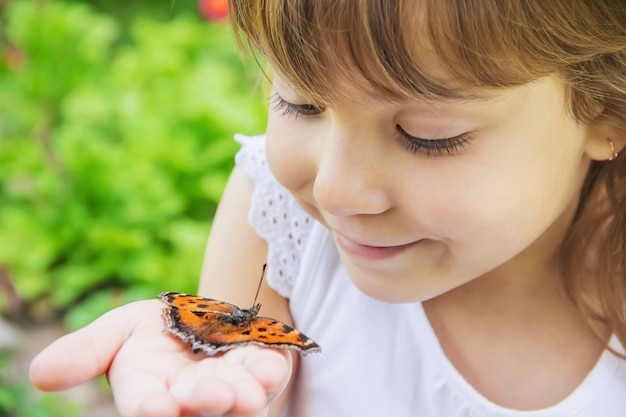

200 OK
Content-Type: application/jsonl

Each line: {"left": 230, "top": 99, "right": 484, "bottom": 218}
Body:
{"left": 30, "top": 0, "right": 626, "bottom": 416}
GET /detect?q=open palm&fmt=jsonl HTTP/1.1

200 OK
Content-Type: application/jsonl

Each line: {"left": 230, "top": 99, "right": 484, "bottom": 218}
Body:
{"left": 29, "top": 300, "right": 291, "bottom": 417}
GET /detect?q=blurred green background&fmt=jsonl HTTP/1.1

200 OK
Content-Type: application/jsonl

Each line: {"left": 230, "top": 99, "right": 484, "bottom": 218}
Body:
{"left": 0, "top": 0, "right": 267, "bottom": 414}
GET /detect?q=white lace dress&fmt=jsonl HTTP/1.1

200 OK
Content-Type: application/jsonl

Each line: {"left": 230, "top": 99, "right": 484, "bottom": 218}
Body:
{"left": 235, "top": 134, "right": 626, "bottom": 417}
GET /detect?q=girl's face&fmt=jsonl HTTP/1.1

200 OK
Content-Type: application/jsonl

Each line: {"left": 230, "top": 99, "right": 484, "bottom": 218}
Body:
{"left": 265, "top": 72, "right": 595, "bottom": 303}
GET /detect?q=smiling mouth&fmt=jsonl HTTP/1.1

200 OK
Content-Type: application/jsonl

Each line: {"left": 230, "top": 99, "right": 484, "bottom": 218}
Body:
{"left": 334, "top": 233, "right": 418, "bottom": 261}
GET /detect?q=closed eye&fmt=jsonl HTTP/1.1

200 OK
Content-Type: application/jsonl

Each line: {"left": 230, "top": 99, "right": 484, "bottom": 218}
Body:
{"left": 396, "top": 125, "right": 472, "bottom": 157}
{"left": 271, "top": 93, "right": 324, "bottom": 118}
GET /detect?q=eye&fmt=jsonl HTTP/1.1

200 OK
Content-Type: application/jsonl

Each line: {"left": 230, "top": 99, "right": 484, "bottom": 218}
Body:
{"left": 270, "top": 93, "right": 324, "bottom": 118}
{"left": 396, "top": 125, "right": 471, "bottom": 157}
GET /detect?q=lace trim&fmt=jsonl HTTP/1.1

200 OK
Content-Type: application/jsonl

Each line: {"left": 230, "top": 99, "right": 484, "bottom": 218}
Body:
{"left": 234, "top": 134, "right": 313, "bottom": 298}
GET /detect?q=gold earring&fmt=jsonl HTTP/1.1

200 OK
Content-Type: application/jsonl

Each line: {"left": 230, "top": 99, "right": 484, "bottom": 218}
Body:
{"left": 608, "top": 137, "right": 619, "bottom": 161}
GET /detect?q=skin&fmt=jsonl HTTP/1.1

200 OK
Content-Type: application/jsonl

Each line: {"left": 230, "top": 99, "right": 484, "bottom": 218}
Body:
{"left": 268, "top": 74, "right": 590, "bottom": 303}
{"left": 29, "top": 58, "right": 626, "bottom": 417}
{"left": 266, "top": 72, "right": 613, "bottom": 409}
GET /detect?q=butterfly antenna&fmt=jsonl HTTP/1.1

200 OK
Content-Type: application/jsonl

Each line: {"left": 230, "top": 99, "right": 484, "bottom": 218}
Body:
{"left": 252, "top": 264, "right": 267, "bottom": 306}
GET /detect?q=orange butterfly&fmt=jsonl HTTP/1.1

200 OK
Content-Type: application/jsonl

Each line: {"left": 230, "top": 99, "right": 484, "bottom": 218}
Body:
{"left": 159, "top": 267, "right": 320, "bottom": 356}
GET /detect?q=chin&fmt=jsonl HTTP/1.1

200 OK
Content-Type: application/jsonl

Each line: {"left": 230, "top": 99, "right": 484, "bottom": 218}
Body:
{"left": 345, "top": 265, "right": 438, "bottom": 304}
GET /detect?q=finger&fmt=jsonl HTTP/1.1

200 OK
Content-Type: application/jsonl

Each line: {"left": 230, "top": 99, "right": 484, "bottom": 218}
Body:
{"left": 108, "top": 347, "right": 210, "bottom": 417}
{"left": 115, "top": 390, "right": 180, "bottom": 417}
{"left": 169, "top": 347, "right": 288, "bottom": 416}
{"left": 29, "top": 299, "right": 162, "bottom": 391}
{"left": 242, "top": 348, "right": 291, "bottom": 399}
{"left": 106, "top": 322, "right": 195, "bottom": 417}
{"left": 220, "top": 348, "right": 288, "bottom": 414}
{"left": 170, "top": 362, "right": 236, "bottom": 415}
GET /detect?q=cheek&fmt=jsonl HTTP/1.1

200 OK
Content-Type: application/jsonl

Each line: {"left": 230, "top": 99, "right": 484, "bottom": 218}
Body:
{"left": 265, "top": 116, "right": 316, "bottom": 192}
{"left": 418, "top": 152, "right": 583, "bottom": 269}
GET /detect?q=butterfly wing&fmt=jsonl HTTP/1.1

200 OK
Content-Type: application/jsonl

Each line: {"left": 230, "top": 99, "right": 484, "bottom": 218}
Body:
{"left": 244, "top": 316, "right": 321, "bottom": 355}
{"left": 159, "top": 291, "right": 239, "bottom": 314}
{"left": 160, "top": 292, "right": 242, "bottom": 354}
{"left": 159, "top": 292, "right": 321, "bottom": 356}
{"left": 161, "top": 304, "right": 245, "bottom": 355}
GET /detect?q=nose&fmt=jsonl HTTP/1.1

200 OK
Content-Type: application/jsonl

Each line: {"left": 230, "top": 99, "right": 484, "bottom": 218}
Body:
{"left": 313, "top": 123, "right": 394, "bottom": 217}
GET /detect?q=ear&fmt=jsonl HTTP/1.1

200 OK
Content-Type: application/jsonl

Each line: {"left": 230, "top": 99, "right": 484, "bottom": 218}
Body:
{"left": 584, "top": 122, "right": 626, "bottom": 161}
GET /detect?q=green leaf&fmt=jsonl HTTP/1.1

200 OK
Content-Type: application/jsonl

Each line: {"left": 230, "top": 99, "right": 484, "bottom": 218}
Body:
{"left": 1, "top": 0, "right": 267, "bottom": 320}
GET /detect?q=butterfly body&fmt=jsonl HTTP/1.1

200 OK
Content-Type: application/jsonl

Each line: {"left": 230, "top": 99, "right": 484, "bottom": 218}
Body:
{"left": 228, "top": 304, "right": 261, "bottom": 325}
{"left": 159, "top": 292, "right": 321, "bottom": 356}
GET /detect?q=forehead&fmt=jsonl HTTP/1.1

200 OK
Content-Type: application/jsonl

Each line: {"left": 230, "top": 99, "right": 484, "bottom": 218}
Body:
{"left": 270, "top": 63, "right": 502, "bottom": 110}
{"left": 262, "top": 3, "right": 521, "bottom": 107}
{"left": 246, "top": 0, "right": 554, "bottom": 109}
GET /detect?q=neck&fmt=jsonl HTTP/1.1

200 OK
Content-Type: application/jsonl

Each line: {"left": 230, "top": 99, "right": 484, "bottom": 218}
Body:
{"left": 422, "top": 246, "right": 607, "bottom": 410}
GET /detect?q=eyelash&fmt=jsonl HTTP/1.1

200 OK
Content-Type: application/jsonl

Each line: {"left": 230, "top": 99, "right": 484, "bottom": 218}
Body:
{"left": 395, "top": 126, "right": 472, "bottom": 157}
{"left": 270, "top": 94, "right": 322, "bottom": 118}
{"left": 271, "top": 94, "right": 471, "bottom": 157}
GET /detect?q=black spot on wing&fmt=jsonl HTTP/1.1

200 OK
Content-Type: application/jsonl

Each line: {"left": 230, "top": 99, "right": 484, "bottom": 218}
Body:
{"left": 280, "top": 323, "right": 295, "bottom": 334}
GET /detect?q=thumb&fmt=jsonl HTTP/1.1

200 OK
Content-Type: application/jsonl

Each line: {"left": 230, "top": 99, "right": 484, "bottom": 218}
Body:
{"left": 244, "top": 348, "right": 293, "bottom": 402}
{"left": 29, "top": 299, "right": 161, "bottom": 391}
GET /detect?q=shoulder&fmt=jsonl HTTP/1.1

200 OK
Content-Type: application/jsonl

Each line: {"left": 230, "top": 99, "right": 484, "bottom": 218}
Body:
{"left": 234, "top": 134, "right": 314, "bottom": 299}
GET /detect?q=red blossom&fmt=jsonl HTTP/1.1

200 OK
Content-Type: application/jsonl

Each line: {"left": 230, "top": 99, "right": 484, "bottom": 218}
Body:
{"left": 198, "top": 0, "right": 229, "bottom": 21}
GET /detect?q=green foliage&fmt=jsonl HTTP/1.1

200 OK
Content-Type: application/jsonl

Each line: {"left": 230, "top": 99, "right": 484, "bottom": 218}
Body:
{"left": 0, "top": 0, "right": 267, "bottom": 328}
{"left": 0, "top": 351, "right": 80, "bottom": 417}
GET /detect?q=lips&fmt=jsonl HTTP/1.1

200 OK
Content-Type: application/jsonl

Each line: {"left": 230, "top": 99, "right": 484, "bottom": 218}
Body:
{"left": 333, "top": 232, "right": 417, "bottom": 261}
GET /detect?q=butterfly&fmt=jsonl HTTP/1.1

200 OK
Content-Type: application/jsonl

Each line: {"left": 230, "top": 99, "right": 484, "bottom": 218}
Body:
{"left": 159, "top": 266, "right": 321, "bottom": 356}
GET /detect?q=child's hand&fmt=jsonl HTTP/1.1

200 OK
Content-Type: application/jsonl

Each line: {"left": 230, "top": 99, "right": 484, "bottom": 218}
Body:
{"left": 29, "top": 300, "right": 292, "bottom": 417}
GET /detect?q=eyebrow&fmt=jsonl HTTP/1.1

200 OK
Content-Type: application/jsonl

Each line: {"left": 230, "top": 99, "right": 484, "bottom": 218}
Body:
{"left": 424, "top": 86, "right": 514, "bottom": 107}
{"left": 272, "top": 71, "right": 510, "bottom": 110}
{"left": 373, "top": 80, "right": 510, "bottom": 107}
{"left": 426, "top": 86, "right": 505, "bottom": 103}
